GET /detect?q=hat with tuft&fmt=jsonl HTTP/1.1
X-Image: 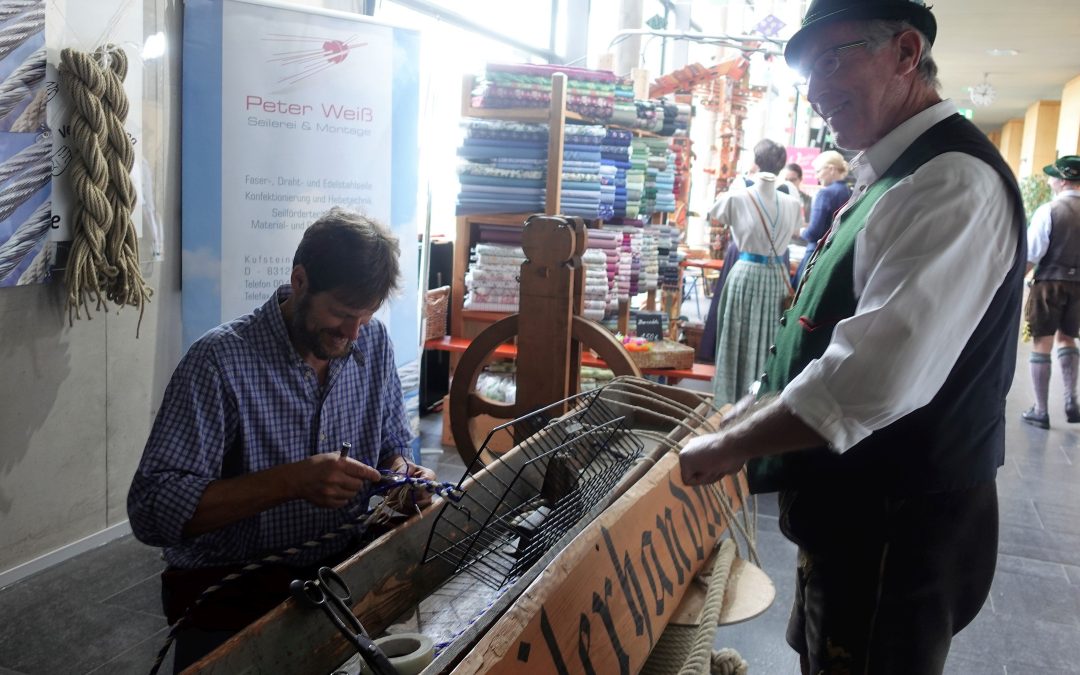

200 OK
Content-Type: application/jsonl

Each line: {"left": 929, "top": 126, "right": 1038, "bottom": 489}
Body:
{"left": 1044, "top": 156, "right": 1080, "bottom": 181}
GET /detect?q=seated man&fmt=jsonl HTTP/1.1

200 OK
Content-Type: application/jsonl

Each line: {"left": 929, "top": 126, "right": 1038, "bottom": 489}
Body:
{"left": 128, "top": 207, "right": 435, "bottom": 672}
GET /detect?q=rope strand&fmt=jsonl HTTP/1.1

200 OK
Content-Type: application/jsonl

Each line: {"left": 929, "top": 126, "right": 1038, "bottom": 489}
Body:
{"left": 0, "top": 45, "right": 44, "bottom": 120}
{"left": 0, "top": 6, "right": 44, "bottom": 62}
{"left": 0, "top": 199, "right": 50, "bottom": 281}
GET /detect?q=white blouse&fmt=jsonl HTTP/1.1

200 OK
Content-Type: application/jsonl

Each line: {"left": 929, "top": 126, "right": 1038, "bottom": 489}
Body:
{"left": 709, "top": 179, "right": 802, "bottom": 258}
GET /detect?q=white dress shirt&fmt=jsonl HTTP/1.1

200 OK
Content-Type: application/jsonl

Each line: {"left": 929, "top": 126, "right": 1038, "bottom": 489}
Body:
{"left": 780, "top": 99, "right": 1020, "bottom": 452}
{"left": 1027, "top": 190, "right": 1080, "bottom": 264}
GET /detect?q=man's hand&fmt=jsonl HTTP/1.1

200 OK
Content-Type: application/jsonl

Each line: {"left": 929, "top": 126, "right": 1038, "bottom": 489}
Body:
{"left": 384, "top": 458, "right": 438, "bottom": 510}
{"left": 679, "top": 433, "right": 747, "bottom": 485}
{"left": 288, "top": 453, "right": 382, "bottom": 509}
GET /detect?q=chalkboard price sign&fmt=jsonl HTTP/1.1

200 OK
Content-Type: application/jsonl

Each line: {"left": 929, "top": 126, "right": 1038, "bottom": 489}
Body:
{"left": 635, "top": 312, "right": 664, "bottom": 342}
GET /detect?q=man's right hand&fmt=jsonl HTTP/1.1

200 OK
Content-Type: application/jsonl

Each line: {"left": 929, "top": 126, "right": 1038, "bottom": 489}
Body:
{"left": 288, "top": 453, "right": 382, "bottom": 509}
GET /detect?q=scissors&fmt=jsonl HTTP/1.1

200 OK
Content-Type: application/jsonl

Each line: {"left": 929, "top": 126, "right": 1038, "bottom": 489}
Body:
{"left": 290, "top": 567, "right": 398, "bottom": 675}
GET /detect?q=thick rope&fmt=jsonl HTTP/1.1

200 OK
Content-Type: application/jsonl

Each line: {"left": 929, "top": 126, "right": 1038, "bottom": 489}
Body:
{"left": 0, "top": 155, "right": 48, "bottom": 222}
{"left": 147, "top": 473, "right": 465, "bottom": 675}
{"left": 16, "top": 239, "right": 53, "bottom": 284}
{"left": 0, "top": 199, "right": 50, "bottom": 281}
{"left": 679, "top": 539, "right": 741, "bottom": 675}
{"left": 0, "top": 45, "right": 44, "bottom": 120}
{"left": 60, "top": 45, "right": 152, "bottom": 332}
{"left": 9, "top": 83, "right": 46, "bottom": 132}
{"left": 0, "top": 6, "right": 44, "bottom": 62}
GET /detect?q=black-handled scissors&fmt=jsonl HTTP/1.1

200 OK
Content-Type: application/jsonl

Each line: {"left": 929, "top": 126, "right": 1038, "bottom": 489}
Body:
{"left": 290, "top": 567, "right": 398, "bottom": 675}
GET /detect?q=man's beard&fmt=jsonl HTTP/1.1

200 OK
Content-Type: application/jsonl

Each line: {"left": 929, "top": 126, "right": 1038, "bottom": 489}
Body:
{"left": 292, "top": 293, "right": 352, "bottom": 360}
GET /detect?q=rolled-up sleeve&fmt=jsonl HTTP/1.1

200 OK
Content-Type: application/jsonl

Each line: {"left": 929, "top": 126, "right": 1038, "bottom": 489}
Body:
{"left": 780, "top": 153, "right": 1018, "bottom": 451}
{"left": 127, "top": 348, "right": 234, "bottom": 546}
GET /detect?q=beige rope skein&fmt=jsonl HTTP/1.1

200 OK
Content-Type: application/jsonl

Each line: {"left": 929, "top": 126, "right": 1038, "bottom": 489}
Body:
{"left": 60, "top": 44, "right": 151, "bottom": 332}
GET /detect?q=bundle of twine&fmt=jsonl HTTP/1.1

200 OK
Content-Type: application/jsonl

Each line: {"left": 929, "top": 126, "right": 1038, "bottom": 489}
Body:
{"left": 59, "top": 44, "right": 152, "bottom": 332}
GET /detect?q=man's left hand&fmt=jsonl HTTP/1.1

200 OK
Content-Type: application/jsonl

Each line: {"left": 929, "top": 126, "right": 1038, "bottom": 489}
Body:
{"left": 385, "top": 459, "right": 438, "bottom": 509}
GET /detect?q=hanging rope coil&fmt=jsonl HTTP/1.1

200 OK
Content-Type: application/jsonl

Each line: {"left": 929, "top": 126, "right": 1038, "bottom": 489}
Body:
{"left": 60, "top": 44, "right": 152, "bottom": 330}
{"left": 0, "top": 5, "right": 43, "bottom": 62}
{"left": 147, "top": 473, "right": 465, "bottom": 675}
{"left": 0, "top": 44, "right": 44, "bottom": 121}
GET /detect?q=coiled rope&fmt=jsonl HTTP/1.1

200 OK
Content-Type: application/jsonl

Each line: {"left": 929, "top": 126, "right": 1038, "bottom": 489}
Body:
{"left": 640, "top": 538, "right": 749, "bottom": 675}
{"left": 60, "top": 44, "right": 152, "bottom": 331}
{"left": 147, "top": 473, "right": 464, "bottom": 675}
{"left": 0, "top": 44, "right": 43, "bottom": 121}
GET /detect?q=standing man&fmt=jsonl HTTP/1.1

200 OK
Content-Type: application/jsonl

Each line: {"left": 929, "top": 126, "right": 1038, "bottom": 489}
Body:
{"left": 680, "top": 1, "right": 1024, "bottom": 673}
{"left": 1021, "top": 156, "right": 1080, "bottom": 429}
{"left": 128, "top": 207, "right": 436, "bottom": 671}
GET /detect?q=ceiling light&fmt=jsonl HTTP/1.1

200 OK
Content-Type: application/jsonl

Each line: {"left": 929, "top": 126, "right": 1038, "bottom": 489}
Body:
{"left": 986, "top": 48, "right": 1019, "bottom": 57}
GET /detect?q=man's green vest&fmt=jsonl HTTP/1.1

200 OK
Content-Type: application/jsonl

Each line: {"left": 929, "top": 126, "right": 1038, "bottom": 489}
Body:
{"left": 748, "top": 113, "right": 1026, "bottom": 495}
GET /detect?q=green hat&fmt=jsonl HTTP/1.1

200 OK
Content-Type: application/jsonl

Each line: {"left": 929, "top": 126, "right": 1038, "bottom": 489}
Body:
{"left": 1044, "top": 156, "right": 1080, "bottom": 181}
{"left": 785, "top": 0, "right": 938, "bottom": 72}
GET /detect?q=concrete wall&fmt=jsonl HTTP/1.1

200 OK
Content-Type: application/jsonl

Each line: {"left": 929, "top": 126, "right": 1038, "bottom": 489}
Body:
{"left": 0, "top": 0, "right": 182, "bottom": 581}
{"left": 1020, "top": 100, "right": 1061, "bottom": 178}
{"left": 1057, "top": 74, "right": 1080, "bottom": 158}
{"left": 999, "top": 118, "right": 1024, "bottom": 178}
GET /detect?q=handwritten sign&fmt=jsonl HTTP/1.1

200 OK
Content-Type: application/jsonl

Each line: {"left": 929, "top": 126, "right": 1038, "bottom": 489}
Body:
{"left": 452, "top": 451, "right": 746, "bottom": 674}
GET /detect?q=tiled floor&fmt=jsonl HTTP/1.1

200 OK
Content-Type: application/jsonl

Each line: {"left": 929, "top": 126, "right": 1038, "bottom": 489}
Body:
{"left": 2, "top": 338, "right": 1080, "bottom": 674}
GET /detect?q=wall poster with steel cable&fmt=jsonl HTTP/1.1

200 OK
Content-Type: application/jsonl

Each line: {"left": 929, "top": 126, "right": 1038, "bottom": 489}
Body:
{"left": 181, "top": 0, "right": 421, "bottom": 368}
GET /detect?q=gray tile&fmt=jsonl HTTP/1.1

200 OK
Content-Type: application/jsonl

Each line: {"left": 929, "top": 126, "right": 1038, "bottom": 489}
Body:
{"left": 1014, "top": 455, "right": 1080, "bottom": 482}
{"left": 1065, "top": 564, "right": 1080, "bottom": 586}
{"left": 943, "top": 651, "right": 1003, "bottom": 675}
{"left": 997, "top": 473, "right": 1080, "bottom": 511}
{"left": 0, "top": 596, "right": 167, "bottom": 673}
{"left": 0, "top": 666, "right": 28, "bottom": 675}
{"left": 997, "top": 493, "right": 1043, "bottom": 530}
{"left": 17, "top": 535, "right": 165, "bottom": 606}
{"left": 1035, "top": 500, "right": 1080, "bottom": 537}
{"left": 1004, "top": 663, "right": 1078, "bottom": 675}
{"left": 948, "top": 606, "right": 1080, "bottom": 671}
{"left": 85, "top": 626, "right": 174, "bottom": 675}
{"left": 994, "top": 553, "right": 1069, "bottom": 582}
{"left": 998, "top": 522, "right": 1080, "bottom": 567}
{"left": 101, "top": 575, "right": 166, "bottom": 618}
{"left": 990, "top": 568, "right": 1080, "bottom": 627}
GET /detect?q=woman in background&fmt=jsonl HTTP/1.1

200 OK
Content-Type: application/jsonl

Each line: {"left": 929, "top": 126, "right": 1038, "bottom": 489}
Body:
{"left": 794, "top": 151, "right": 851, "bottom": 286}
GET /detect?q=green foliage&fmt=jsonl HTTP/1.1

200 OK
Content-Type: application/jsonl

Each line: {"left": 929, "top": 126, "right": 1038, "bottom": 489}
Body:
{"left": 1020, "top": 174, "right": 1052, "bottom": 224}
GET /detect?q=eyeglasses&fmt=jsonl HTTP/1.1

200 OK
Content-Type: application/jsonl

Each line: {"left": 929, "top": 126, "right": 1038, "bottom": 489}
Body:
{"left": 804, "top": 39, "right": 869, "bottom": 80}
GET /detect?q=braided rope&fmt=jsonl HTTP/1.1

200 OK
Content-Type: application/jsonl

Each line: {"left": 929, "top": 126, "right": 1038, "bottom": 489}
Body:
{"left": 0, "top": 0, "right": 40, "bottom": 24}
{"left": 16, "top": 239, "right": 52, "bottom": 284}
{"left": 0, "top": 133, "right": 48, "bottom": 185}
{"left": 9, "top": 83, "right": 46, "bottom": 132}
{"left": 0, "top": 6, "right": 44, "bottom": 62}
{"left": 0, "top": 199, "right": 49, "bottom": 280}
{"left": 678, "top": 539, "right": 739, "bottom": 675}
{"left": 60, "top": 45, "right": 152, "bottom": 331}
{"left": 147, "top": 474, "right": 464, "bottom": 675}
{"left": 0, "top": 45, "right": 44, "bottom": 120}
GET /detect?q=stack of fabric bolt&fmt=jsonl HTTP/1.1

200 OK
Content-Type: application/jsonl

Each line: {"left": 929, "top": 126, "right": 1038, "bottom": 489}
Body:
{"left": 639, "top": 225, "right": 659, "bottom": 293}
{"left": 633, "top": 100, "right": 663, "bottom": 133}
{"left": 611, "top": 79, "right": 637, "bottom": 127}
{"left": 456, "top": 119, "right": 548, "bottom": 215}
{"left": 602, "top": 128, "right": 632, "bottom": 219}
{"left": 471, "top": 63, "right": 615, "bottom": 119}
{"left": 560, "top": 124, "right": 606, "bottom": 220}
{"left": 660, "top": 101, "right": 679, "bottom": 136}
{"left": 581, "top": 248, "right": 610, "bottom": 321}
{"left": 644, "top": 137, "right": 677, "bottom": 214}
{"left": 464, "top": 243, "right": 525, "bottom": 312}
{"left": 674, "top": 102, "right": 692, "bottom": 132}
{"left": 657, "top": 225, "right": 681, "bottom": 292}
{"left": 584, "top": 229, "right": 620, "bottom": 317}
{"left": 626, "top": 138, "right": 649, "bottom": 220}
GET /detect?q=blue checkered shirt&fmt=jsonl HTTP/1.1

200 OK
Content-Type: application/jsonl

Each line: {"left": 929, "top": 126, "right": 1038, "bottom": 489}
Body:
{"left": 127, "top": 286, "right": 411, "bottom": 568}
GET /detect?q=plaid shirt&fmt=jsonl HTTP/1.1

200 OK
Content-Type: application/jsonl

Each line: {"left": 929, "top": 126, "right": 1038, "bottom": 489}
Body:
{"left": 127, "top": 286, "right": 411, "bottom": 568}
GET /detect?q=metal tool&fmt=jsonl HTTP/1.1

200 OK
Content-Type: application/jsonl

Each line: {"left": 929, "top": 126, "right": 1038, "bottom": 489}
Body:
{"left": 338, "top": 441, "right": 352, "bottom": 459}
{"left": 290, "top": 567, "right": 398, "bottom": 675}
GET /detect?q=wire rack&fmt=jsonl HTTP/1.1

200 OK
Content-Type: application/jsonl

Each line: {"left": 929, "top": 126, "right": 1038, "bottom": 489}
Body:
{"left": 422, "top": 387, "right": 643, "bottom": 589}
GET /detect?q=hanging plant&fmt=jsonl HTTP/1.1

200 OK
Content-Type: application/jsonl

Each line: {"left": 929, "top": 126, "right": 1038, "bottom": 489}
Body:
{"left": 1019, "top": 174, "right": 1052, "bottom": 224}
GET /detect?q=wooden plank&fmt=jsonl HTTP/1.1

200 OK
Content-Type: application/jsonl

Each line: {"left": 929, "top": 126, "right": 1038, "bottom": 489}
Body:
{"left": 450, "top": 452, "right": 748, "bottom": 675}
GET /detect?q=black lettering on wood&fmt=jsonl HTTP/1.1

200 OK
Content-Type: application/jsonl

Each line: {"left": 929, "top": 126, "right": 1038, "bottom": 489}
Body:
{"left": 601, "top": 526, "right": 653, "bottom": 645}
{"left": 656, "top": 507, "right": 692, "bottom": 584}
{"left": 593, "top": 578, "right": 631, "bottom": 675}
{"left": 540, "top": 607, "right": 571, "bottom": 675}
{"left": 669, "top": 481, "right": 706, "bottom": 561}
{"left": 640, "top": 529, "right": 674, "bottom": 616}
{"left": 578, "top": 613, "right": 597, "bottom": 675}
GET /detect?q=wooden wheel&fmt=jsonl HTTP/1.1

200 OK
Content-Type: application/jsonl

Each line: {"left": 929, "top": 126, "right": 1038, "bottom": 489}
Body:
{"left": 448, "top": 315, "right": 641, "bottom": 466}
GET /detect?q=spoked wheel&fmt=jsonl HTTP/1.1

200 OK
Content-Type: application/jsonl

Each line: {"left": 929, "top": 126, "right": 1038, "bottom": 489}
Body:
{"left": 448, "top": 315, "right": 641, "bottom": 466}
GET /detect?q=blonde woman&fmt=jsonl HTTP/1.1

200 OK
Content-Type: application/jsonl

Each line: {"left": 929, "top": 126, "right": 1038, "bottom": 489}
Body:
{"left": 795, "top": 150, "right": 851, "bottom": 285}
